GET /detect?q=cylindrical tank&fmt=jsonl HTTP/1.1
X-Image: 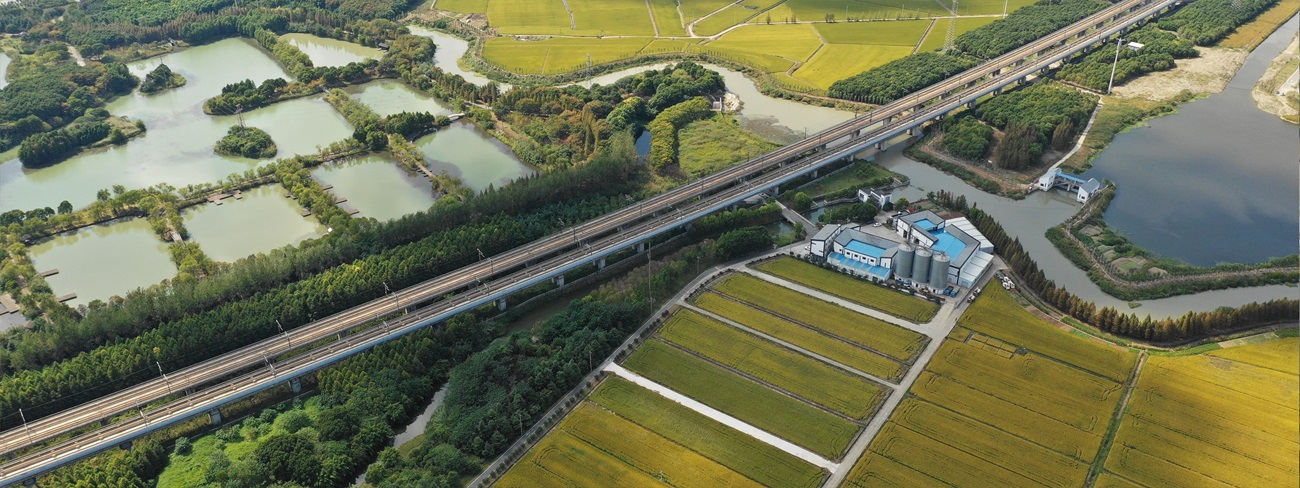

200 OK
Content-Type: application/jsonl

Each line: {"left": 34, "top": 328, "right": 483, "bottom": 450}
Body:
{"left": 912, "top": 248, "right": 932, "bottom": 283}
{"left": 930, "top": 252, "right": 950, "bottom": 289}
{"left": 894, "top": 243, "right": 915, "bottom": 279}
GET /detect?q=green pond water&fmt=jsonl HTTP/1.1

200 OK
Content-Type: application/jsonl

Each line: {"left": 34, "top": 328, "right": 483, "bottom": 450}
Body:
{"left": 28, "top": 218, "right": 176, "bottom": 307}
{"left": 182, "top": 184, "right": 326, "bottom": 263}
{"left": 312, "top": 155, "right": 439, "bottom": 222}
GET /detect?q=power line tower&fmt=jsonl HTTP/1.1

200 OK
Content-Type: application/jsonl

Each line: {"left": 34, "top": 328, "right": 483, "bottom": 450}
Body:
{"left": 235, "top": 104, "right": 245, "bottom": 128}
{"left": 584, "top": 52, "right": 592, "bottom": 87}
{"left": 944, "top": 0, "right": 958, "bottom": 52}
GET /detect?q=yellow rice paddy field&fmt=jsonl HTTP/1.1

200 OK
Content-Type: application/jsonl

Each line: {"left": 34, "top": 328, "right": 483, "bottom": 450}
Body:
{"left": 1104, "top": 338, "right": 1299, "bottom": 488}
{"left": 841, "top": 286, "right": 1136, "bottom": 487}
{"left": 713, "top": 273, "right": 928, "bottom": 361}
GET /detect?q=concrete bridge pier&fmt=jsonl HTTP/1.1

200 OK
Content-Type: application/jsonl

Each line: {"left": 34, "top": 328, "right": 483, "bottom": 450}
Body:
{"left": 594, "top": 257, "right": 606, "bottom": 270}
{"left": 495, "top": 297, "right": 507, "bottom": 311}
{"left": 875, "top": 141, "right": 885, "bottom": 151}
{"left": 552, "top": 274, "right": 565, "bottom": 288}
{"left": 767, "top": 187, "right": 779, "bottom": 197}
{"left": 289, "top": 377, "right": 302, "bottom": 394}
{"left": 636, "top": 241, "right": 647, "bottom": 253}
{"left": 209, "top": 408, "right": 222, "bottom": 425}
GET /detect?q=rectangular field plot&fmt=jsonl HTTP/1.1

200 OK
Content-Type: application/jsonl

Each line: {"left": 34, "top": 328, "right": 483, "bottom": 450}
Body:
{"left": 763, "top": 0, "right": 947, "bottom": 23}
{"left": 753, "top": 256, "right": 938, "bottom": 322}
{"left": 569, "top": 0, "right": 656, "bottom": 36}
{"left": 482, "top": 37, "right": 654, "bottom": 74}
{"left": 713, "top": 273, "right": 927, "bottom": 361}
{"left": 1106, "top": 341, "right": 1300, "bottom": 488}
{"left": 681, "top": 0, "right": 735, "bottom": 22}
{"left": 659, "top": 309, "right": 888, "bottom": 420}
{"left": 498, "top": 402, "right": 759, "bottom": 488}
{"left": 590, "top": 377, "right": 826, "bottom": 488}
{"left": 623, "top": 339, "right": 860, "bottom": 458}
{"left": 812, "top": 20, "right": 931, "bottom": 45}
{"left": 841, "top": 451, "right": 949, "bottom": 488}
{"left": 1207, "top": 336, "right": 1299, "bottom": 375}
{"left": 925, "top": 341, "right": 1122, "bottom": 433}
{"left": 857, "top": 422, "right": 1045, "bottom": 487}
{"left": 706, "top": 23, "right": 822, "bottom": 65}
{"left": 959, "top": 285, "right": 1135, "bottom": 381}
{"left": 889, "top": 398, "right": 1091, "bottom": 486}
{"left": 693, "top": 292, "right": 906, "bottom": 380}
{"left": 648, "top": 0, "right": 689, "bottom": 37}
{"left": 795, "top": 43, "right": 914, "bottom": 90}
{"left": 485, "top": 0, "right": 574, "bottom": 35}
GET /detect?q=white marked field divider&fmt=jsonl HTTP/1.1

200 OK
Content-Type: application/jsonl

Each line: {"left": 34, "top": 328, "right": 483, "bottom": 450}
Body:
{"left": 603, "top": 363, "right": 840, "bottom": 471}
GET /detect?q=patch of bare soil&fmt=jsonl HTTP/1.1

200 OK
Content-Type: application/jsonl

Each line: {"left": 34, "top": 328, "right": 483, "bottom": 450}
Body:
{"left": 1252, "top": 34, "right": 1300, "bottom": 121}
{"left": 1112, "top": 46, "right": 1250, "bottom": 100}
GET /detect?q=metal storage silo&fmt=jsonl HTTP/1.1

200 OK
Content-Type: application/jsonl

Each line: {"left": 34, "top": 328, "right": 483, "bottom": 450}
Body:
{"left": 912, "top": 247, "right": 932, "bottom": 283}
{"left": 930, "top": 252, "right": 950, "bottom": 289}
{"left": 894, "top": 243, "right": 915, "bottom": 279}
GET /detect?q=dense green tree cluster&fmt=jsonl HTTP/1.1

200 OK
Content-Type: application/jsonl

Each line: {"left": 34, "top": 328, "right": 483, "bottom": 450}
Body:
{"left": 1158, "top": 0, "right": 1279, "bottom": 45}
{"left": 955, "top": 0, "right": 1108, "bottom": 59}
{"left": 1057, "top": 26, "right": 1198, "bottom": 91}
{"left": 689, "top": 202, "right": 781, "bottom": 238}
{"left": 647, "top": 97, "right": 712, "bottom": 172}
{"left": 214, "top": 125, "right": 278, "bottom": 158}
{"left": 40, "top": 438, "right": 166, "bottom": 487}
{"left": 932, "top": 189, "right": 1300, "bottom": 341}
{"left": 974, "top": 83, "right": 1096, "bottom": 168}
{"left": 0, "top": 44, "right": 137, "bottom": 151}
{"left": 493, "top": 62, "right": 721, "bottom": 167}
{"left": 826, "top": 52, "right": 977, "bottom": 104}
{"left": 138, "top": 63, "right": 186, "bottom": 94}
{"left": 203, "top": 78, "right": 289, "bottom": 115}
{"left": 439, "top": 299, "right": 643, "bottom": 457}
{"left": 18, "top": 121, "right": 110, "bottom": 167}
{"left": 392, "top": 34, "right": 504, "bottom": 106}
{"left": 713, "top": 226, "right": 774, "bottom": 260}
{"left": 939, "top": 115, "right": 994, "bottom": 161}
{"left": 819, "top": 202, "right": 879, "bottom": 224}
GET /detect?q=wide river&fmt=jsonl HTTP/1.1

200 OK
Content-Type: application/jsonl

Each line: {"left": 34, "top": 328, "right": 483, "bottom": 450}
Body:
{"left": 1084, "top": 15, "right": 1300, "bottom": 267}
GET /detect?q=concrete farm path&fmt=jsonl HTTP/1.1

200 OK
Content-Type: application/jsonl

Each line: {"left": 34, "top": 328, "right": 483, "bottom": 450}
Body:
{"left": 604, "top": 363, "right": 841, "bottom": 471}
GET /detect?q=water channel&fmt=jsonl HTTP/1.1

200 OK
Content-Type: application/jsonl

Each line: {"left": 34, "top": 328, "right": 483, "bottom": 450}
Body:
{"left": 1083, "top": 14, "right": 1300, "bottom": 267}
{"left": 27, "top": 217, "right": 176, "bottom": 307}
{"left": 182, "top": 184, "right": 326, "bottom": 263}
{"left": 280, "top": 33, "right": 383, "bottom": 67}
{"left": 405, "top": 26, "right": 495, "bottom": 86}
{"left": 313, "top": 154, "right": 439, "bottom": 221}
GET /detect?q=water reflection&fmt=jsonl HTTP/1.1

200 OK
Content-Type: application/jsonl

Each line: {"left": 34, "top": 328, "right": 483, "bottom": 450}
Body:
{"left": 415, "top": 122, "right": 534, "bottom": 192}
{"left": 183, "top": 185, "right": 325, "bottom": 263}
{"left": 343, "top": 79, "right": 454, "bottom": 116}
{"left": 313, "top": 155, "right": 439, "bottom": 221}
{"left": 1083, "top": 15, "right": 1300, "bottom": 266}
{"left": 280, "top": 33, "right": 383, "bottom": 68}
{"left": 28, "top": 218, "right": 176, "bottom": 307}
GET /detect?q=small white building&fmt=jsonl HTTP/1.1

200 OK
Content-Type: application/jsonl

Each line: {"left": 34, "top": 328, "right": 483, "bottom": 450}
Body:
{"left": 1033, "top": 168, "right": 1103, "bottom": 203}
{"left": 857, "top": 188, "right": 892, "bottom": 207}
{"left": 809, "top": 224, "right": 842, "bottom": 259}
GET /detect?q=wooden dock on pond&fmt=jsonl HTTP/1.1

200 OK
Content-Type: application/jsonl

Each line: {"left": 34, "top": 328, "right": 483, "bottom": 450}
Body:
{"left": 36, "top": 269, "right": 59, "bottom": 278}
{"left": 55, "top": 293, "right": 77, "bottom": 303}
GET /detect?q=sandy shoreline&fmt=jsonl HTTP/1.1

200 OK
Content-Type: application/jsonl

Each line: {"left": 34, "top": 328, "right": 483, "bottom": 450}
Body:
{"left": 1250, "top": 34, "right": 1299, "bottom": 121}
